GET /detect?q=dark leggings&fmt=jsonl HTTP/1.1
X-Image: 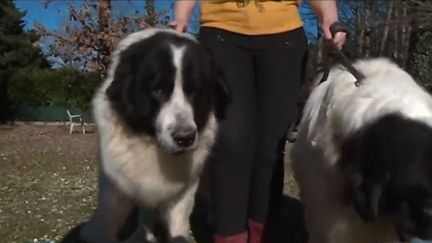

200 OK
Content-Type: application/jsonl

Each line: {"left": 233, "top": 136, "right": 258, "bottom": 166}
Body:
{"left": 198, "top": 27, "right": 308, "bottom": 236}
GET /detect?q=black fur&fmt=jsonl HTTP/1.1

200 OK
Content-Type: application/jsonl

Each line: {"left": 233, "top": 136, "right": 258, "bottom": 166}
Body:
{"left": 339, "top": 113, "right": 432, "bottom": 240}
{"left": 106, "top": 32, "right": 230, "bottom": 135}
{"left": 60, "top": 207, "right": 139, "bottom": 243}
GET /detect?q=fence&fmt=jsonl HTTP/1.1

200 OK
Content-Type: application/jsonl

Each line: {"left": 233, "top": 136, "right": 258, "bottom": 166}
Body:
{"left": 13, "top": 105, "right": 93, "bottom": 123}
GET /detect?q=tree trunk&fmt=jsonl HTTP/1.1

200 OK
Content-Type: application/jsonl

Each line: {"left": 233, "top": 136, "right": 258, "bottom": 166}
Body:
{"left": 98, "top": 0, "right": 111, "bottom": 31}
{"left": 97, "top": 0, "right": 112, "bottom": 75}
{"left": 363, "top": 0, "right": 373, "bottom": 58}
{"left": 400, "top": 5, "right": 412, "bottom": 67}
{"left": 0, "top": 79, "right": 11, "bottom": 124}
{"left": 380, "top": 1, "right": 394, "bottom": 55}
{"left": 356, "top": 2, "right": 365, "bottom": 57}
{"left": 392, "top": 2, "right": 400, "bottom": 61}
{"left": 145, "top": 0, "right": 157, "bottom": 26}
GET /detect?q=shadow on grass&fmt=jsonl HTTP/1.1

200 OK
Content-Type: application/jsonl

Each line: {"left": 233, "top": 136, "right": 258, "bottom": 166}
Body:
{"left": 60, "top": 194, "right": 307, "bottom": 243}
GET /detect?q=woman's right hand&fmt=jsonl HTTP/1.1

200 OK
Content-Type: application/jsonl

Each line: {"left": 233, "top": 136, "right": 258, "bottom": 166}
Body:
{"left": 169, "top": 0, "right": 197, "bottom": 33}
{"left": 168, "top": 19, "right": 189, "bottom": 33}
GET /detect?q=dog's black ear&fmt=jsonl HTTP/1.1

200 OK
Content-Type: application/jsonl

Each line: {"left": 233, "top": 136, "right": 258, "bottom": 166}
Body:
{"left": 204, "top": 47, "right": 231, "bottom": 120}
{"left": 339, "top": 129, "right": 389, "bottom": 222}
{"left": 105, "top": 50, "right": 152, "bottom": 132}
{"left": 346, "top": 172, "right": 385, "bottom": 222}
{"left": 105, "top": 59, "right": 134, "bottom": 111}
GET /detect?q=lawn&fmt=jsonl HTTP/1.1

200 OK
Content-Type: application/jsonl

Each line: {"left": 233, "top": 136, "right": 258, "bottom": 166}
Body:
{"left": 0, "top": 124, "right": 98, "bottom": 243}
{"left": 0, "top": 124, "right": 305, "bottom": 243}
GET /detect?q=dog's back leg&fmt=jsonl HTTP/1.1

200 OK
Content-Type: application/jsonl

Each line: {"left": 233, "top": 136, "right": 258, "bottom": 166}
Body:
{"left": 80, "top": 171, "right": 136, "bottom": 243}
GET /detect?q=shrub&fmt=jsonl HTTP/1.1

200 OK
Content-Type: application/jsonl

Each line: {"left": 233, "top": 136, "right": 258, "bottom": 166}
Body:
{"left": 9, "top": 68, "right": 101, "bottom": 109}
{"left": 408, "top": 30, "right": 432, "bottom": 91}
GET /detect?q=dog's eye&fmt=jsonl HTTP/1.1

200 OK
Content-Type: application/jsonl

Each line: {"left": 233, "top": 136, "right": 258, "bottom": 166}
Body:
{"left": 424, "top": 200, "right": 432, "bottom": 216}
{"left": 424, "top": 206, "right": 432, "bottom": 216}
{"left": 423, "top": 200, "right": 432, "bottom": 217}
{"left": 183, "top": 83, "right": 197, "bottom": 98}
{"left": 150, "top": 84, "right": 165, "bottom": 97}
{"left": 187, "top": 89, "right": 196, "bottom": 98}
{"left": 152, "top": 89, "right": 163, "bottom": 96}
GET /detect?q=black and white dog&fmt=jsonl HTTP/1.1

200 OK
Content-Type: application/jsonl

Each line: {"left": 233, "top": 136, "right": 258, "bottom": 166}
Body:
{"left": 73, "top": 28, "right": 229, "bottom": 243}
{"left": 291, "top": 58, "right": 432, "bottom": 243}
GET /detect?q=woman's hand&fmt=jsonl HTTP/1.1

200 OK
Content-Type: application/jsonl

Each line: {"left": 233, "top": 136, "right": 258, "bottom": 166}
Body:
{"left": 168, "top": 19, "right": 188, "bottom": 33}
{"left": 309, "top": 0, "right": 347, "bottom": 49}
{"left": 169, "top": 0, "right": 197, "bottom": 33}
{"left": 322, "top": 19, "right": 347, "bottom": 49}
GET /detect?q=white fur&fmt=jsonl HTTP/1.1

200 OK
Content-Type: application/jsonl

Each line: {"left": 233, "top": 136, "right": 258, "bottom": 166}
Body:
{"left": 156, "top": 45, "right": 198, "bottom": 153}
{"left": 84, "top": 28, "right": 218, "bottom": 242}
{"left": 290, "top": 58, "right": 432, "bottom": 243}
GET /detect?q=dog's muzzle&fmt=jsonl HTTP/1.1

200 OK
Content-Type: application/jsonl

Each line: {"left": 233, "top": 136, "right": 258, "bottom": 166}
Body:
{"left": 171, "top": 128, "right": 197, "bottom": 148}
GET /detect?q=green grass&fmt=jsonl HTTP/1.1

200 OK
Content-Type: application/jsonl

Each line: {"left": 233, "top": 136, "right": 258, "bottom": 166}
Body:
{"left": 0, "top": 156, "right": 96, "bottom": 242}
{"left": 0, "top": 125, "right": 98, "bottom": 243}
{"left": 0, "top": 125, "right": 304, "bottom": 243}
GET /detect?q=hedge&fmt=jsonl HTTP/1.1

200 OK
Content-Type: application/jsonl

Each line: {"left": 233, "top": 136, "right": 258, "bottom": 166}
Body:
{"left": 8, "top": 68, "right": 101, "bottom": 110}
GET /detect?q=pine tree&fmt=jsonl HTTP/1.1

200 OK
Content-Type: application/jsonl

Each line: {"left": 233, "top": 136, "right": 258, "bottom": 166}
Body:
{"left": 0, "top": 0, "right": 49, "bottom": 123}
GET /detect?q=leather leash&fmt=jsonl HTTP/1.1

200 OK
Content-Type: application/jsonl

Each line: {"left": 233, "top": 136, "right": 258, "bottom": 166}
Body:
{"left": 319, "top": 22, "right": 365, "bottom": 87}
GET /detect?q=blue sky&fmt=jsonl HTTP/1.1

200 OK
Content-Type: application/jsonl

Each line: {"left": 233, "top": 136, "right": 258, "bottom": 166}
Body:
{"left": 14, "top": 0, "right": 356, "bottom": 44}
{"left": 14, "top": 0, "right": 199, "bottom": 33}
{"left": 12, "top": 0, "right": 358, "bottom": 70}
{"left": 14, "top": 0, "right": 320, "bottom": 36}
{"left": 15, "top": 0, "right": 73, "bottom": 31}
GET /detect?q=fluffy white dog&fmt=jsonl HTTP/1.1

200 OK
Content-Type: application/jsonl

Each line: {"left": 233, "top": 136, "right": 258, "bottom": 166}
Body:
{"left": 291, "top": 58, "right": 432, "bottom": 243}
{"left": 62, "top": 28, "right": 230, "bottom": 243}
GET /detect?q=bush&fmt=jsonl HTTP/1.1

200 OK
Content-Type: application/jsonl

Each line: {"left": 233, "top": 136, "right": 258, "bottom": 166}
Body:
{"left": 9, "top": 68, "right": 101, "bottom": 109}
{"left": 408, "top": 30, "right": 432, "bottom": 91}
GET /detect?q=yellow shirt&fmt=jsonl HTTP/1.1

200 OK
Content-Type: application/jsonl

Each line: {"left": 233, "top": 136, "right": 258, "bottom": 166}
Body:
{"left": 201, "top": 0, "right": 303, "bottom": 35}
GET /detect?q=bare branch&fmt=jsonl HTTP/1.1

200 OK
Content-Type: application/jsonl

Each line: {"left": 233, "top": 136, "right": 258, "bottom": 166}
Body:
{"left": 35, "top": 0, "right": 167, "bottom": 75}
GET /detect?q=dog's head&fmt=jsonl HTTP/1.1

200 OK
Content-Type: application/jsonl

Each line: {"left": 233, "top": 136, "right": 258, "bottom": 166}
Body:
{"left": 339, "top": 114, "right": 432, "bottom": 241}
{"left": 105, "top": 29, "right": 230, "bottom": 154}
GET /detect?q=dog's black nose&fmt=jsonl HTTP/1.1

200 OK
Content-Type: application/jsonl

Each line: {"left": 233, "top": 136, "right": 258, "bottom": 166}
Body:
{"left": 172, "top": 130, "right": 196, "bottom": 148}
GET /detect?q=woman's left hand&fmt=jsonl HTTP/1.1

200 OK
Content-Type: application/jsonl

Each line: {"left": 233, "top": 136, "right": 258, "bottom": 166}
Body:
{"left": 322, "top": 20, "right": 347, "bottom": 50}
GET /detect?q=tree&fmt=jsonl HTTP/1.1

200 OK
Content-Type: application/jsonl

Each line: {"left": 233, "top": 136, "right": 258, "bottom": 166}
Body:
{"left": 407, "top": 0, "right": 432, "bottom": 89}
{"left": 0, "top": 0, "right": 49, "bottom": 123}
{"left": 343, "top": 0, "right": 431, "bottom": 65}
{"left": 35, "top": 0, "right": 169, "bottom": 76}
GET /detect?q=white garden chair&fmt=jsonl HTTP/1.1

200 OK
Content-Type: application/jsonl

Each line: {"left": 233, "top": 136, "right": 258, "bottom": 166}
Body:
{"left": 66, "top": 109, "right": 86, "bottom": 134}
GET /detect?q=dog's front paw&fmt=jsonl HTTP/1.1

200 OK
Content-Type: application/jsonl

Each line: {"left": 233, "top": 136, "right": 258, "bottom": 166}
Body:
{"left": 169, "top": 236, "right": 190, "bottom": 243}
{"left": 60, "top": 223, "right": 89, "bottom": 243}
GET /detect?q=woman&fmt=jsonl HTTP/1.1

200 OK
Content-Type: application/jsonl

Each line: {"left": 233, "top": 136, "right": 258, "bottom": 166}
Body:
{"left": 170, "top": 1, "right": 346, "bottom": 242}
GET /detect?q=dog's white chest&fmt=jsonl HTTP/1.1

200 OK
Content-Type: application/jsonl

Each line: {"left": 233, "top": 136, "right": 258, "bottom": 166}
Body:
{"left": 100, "top": 132, "right": 204, "bottom": 207}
